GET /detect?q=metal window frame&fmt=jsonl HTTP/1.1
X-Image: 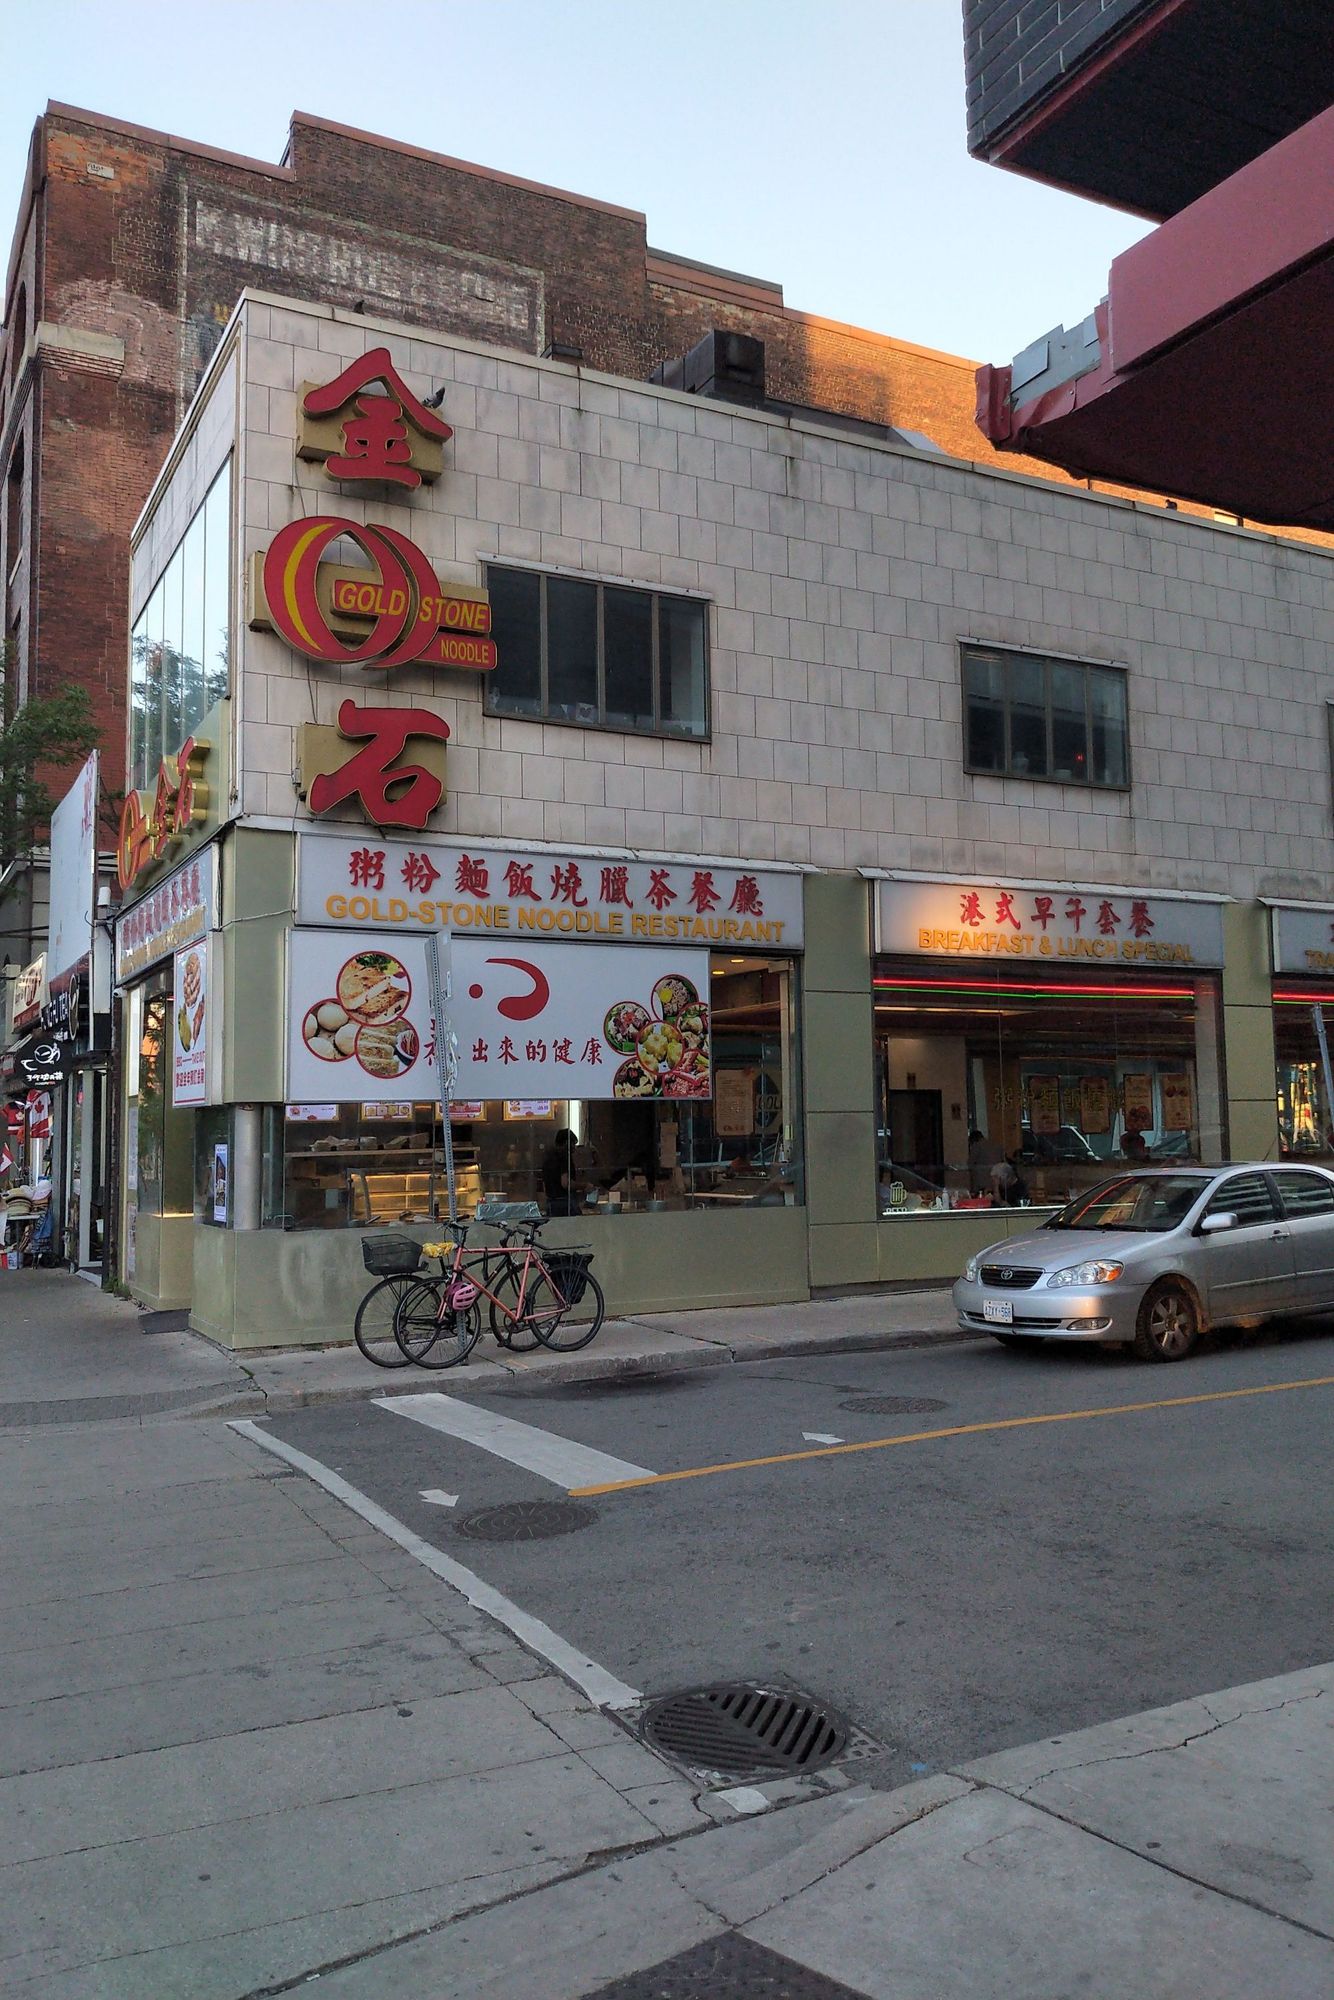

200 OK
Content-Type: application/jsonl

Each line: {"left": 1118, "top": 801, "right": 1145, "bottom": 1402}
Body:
{"left": 961, "top": 642, "right": 1130, "bottom": 791}
{"left": 485, "top": 563, "right": 710, "bottom": 743}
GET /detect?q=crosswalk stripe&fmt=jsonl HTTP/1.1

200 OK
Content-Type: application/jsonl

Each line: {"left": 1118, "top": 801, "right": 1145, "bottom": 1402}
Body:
{"left": 376, "top": 1393, "right": 656, "bottom": 1490}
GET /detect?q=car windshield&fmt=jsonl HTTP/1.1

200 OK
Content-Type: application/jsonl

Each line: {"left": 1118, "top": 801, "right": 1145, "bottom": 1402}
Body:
{"left": 1044, "top": 1173, "right": 1210, "bottom": 1232}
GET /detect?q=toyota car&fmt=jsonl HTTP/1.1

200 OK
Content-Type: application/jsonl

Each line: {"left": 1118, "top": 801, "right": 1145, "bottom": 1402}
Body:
{"left": 952, "top": 1165, "right": 1334, "bottom": 1361}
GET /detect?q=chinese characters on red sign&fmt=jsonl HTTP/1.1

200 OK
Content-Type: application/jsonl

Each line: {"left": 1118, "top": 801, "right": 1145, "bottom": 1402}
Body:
{"left": 307, "top": 701, "right": 450, "bottom": 831}
{"left": 298, "top": 348, "right": 452, "bottom": 491}
{"left": 116, "top": 737, "right": 210, "bottom": 892}
{"left": 956, "top": 891, "right": 1155, "bottom": 936}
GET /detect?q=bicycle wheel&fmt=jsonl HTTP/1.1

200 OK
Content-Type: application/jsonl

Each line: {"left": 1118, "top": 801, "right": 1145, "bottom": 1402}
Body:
{"left": 486, "top": 1255, "right": 543, "bottom": 1351}
{"left": 394, "top": 1280, "right": 482, "bottom": 1368}
{"left": 353, "top": 1275, "right": 420, "bottom": 1368}
{"left": 531, "top": 1267, "right": 606, "bottom": 1353}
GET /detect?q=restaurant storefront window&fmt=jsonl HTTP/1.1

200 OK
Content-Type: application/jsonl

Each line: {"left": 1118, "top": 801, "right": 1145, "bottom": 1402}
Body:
{"left": 873, "top": 880, "right": 1227, "bottom": 1217}
{"left": 263, "top": 951, "right": 802, "bottom": 1228}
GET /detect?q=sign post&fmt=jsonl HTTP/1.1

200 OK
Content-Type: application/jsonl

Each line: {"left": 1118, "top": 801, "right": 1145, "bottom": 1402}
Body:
{"left": 425, "top": 932, "right": 459, "bottom": 1225}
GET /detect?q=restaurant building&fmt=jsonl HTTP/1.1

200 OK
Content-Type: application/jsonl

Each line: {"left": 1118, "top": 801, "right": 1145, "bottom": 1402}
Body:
{"left": 112, "top": 290, "right": 1334, "bottom": 1344}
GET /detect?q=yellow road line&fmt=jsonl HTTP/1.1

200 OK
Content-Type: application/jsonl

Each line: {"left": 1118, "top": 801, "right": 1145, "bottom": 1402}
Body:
{"left": 569, "top": 1373, "right": 1334, "bottom": 1497}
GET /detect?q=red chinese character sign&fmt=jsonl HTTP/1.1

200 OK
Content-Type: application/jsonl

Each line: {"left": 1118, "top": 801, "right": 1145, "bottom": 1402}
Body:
{"left": 288, "top": 933, "right": 712, "bottom": 1103}
{"left": 116, "top": 736, "right": 211, "bottom": 893}
{"left": 304, "top": 701, "right": 450, "bottom": 831}
{"left": 874, "top": 880, "right": 1225, "bottom": 969}
{"left": 297, "top": 348, "right": 452, "bottom": 490}
{"left": 295, "top": 840, "right": 806, "bottom": 948}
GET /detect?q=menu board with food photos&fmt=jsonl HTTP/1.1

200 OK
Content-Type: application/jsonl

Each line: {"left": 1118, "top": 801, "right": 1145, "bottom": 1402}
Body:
{"left": 288, "top": 931, "right": 713, "bottom": 1104}
{"left": 172, "top": 945, "right": 210, "bottom": 1106}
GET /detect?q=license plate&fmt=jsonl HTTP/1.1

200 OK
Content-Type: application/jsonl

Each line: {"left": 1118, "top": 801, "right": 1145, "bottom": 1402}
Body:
{"left": 982, "top": 1299, "right": 1014, "bottom": 1325}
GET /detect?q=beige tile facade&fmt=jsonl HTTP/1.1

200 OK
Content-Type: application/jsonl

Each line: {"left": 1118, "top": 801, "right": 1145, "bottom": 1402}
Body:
{"left": 133, "top": 289, "right": 1334, "bottom": 901}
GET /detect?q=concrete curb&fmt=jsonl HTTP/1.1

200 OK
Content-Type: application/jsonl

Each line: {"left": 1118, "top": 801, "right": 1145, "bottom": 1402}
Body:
{"left": 217, "top": 1323, "right": 984, "bottom": 1416}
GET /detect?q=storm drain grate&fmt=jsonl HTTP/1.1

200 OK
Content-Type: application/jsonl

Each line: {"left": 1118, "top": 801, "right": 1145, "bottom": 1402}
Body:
{"left": 455, "top": 1499, "right": 597, "bottom": 1542}
{"left": 582, "top": 1931, "right": 873, "bottom": 1998}
{"left": 641, "top": 1683, "right": 850, "bottom": 1779}
{"left": 839, "top": 1394, "right": 948, "bottom": 1416}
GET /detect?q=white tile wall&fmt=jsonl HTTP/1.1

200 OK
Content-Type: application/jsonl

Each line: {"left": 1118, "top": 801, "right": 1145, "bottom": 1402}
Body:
{"left": 141, "top": 293, "right": 1334, "bottom": 902}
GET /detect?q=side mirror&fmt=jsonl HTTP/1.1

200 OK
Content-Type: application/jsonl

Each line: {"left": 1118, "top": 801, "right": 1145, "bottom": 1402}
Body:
{"left": 1200, "top": 1211, "right": 1237, "bottom": 1235}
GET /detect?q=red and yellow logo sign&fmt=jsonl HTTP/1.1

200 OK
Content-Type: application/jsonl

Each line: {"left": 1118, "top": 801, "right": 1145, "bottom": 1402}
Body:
{"left": 117, "top": 737, "right": 210, "bottom": 892}
{"left": 253, "top": 517, "right": 497, "bottom": 672}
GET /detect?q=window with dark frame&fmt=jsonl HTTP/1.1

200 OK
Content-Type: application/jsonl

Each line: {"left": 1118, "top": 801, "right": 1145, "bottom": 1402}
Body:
{"left": 485, "top": 565, "right": 709, "bottom": 739}
{"left": 962, "top": 644, "right": 1129, "bottom": 789}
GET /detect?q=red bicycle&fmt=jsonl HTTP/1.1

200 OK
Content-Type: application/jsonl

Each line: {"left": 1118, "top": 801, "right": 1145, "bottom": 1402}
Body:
{"left": 392, "top": 1203, "right": 605, "bottom": 1368}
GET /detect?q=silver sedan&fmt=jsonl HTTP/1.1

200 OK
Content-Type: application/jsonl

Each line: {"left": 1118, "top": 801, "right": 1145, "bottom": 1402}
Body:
{"left": 952, "top": 1163, "right": 1334, "bottom": 1362}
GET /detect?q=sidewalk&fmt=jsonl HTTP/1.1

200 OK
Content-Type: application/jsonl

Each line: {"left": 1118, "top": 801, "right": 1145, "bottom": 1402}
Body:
{"left": 0, "top": 1269, "right": 970, "bottom": 1420}
{"left": 1, "top": 1274, "right": 1331, "bottom": 1996}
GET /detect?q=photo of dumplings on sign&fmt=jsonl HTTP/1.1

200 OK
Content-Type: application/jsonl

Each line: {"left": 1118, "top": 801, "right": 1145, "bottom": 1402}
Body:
{"left": 301, "top": 951, "right": 420, "bottom": 1080}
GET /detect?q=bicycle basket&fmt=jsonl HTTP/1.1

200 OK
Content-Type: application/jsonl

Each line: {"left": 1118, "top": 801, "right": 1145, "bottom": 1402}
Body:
{"left": 360, "top": 1232, "right": 424, "bottom": 1277}
{"left": 545, "top": 1249, "right": 594, "bottom": 1305}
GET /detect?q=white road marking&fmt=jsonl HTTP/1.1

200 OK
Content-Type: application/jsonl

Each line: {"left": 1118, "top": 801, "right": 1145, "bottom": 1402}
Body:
{"left": 377, "top": 1392, "right": 656, "bottom": 1491}
{"left": 229, "top": 1421, "right": 642, "bottom": 1712}
{"left": 420, "top": 1489, "right": 459, "bottom": 1507}
{"left": 801, "top": 1431, "right": 844, "bottom": 1445}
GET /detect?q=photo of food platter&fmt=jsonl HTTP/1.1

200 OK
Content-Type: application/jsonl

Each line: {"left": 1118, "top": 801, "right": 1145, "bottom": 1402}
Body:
{"left": 605, "top": 974, "right": 711, "bottom": 1100}
{"left": 301, "top": 950, "right": 418, "bottom": 1078}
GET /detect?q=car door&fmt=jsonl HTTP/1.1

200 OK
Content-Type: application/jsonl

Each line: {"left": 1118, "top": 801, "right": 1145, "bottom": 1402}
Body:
{"left": 1269, "top": 1169, "right": 1334, "bottom": 1312}
{"left": 1195, "top": 1172, "right": 1294, "bottom": 1325}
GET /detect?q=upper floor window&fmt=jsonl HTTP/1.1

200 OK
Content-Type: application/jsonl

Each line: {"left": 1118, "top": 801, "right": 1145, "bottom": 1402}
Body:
{"left": 130, "top": 459, "right": 232, "bottom": 789}
{"left": 963, "top": 644, "right": 1129, "bottom": 789}
{"left": 485, "top": 565, "right": 708, "bottom": 740}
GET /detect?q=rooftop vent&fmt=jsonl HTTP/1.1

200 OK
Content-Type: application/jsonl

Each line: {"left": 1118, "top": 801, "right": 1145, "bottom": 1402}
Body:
{"left": 650, "top": 329, "right": 765, "bottom": 406}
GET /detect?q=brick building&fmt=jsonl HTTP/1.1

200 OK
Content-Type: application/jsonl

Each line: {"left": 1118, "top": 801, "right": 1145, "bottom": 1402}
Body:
{"left": 0, "top": 99, "right": 1058, "bottom": 815}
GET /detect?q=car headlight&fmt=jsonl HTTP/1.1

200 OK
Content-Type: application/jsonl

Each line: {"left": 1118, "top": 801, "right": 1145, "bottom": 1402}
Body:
{"left": 962, "top": 1256, "right": 980, "bottom": 1282}
{"left": 1045, "top": 1260, "right": 1124, "bottom": 1288}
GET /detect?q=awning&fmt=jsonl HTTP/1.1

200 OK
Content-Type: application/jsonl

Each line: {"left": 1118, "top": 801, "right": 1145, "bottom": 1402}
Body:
{"left": 975, "top": 104, "right": 1334, "bottom": 532}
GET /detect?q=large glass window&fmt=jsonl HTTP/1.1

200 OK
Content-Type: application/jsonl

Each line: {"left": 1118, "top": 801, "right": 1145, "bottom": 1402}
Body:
{"left": 963, "top": 645, "right": 1129, "bottom": 789}
{"left": 131, "top": 460, "right": 232, "bottom": 788}
{"left": 1275, "top": 989, "right": 1334, "bottom": 1164}
{"left": 265, "top": 954, "right": 800, "bottom": 1228}
{"left": 873, "top": 961, "right": 1223, "bottom": 1216}
{"left": 486, "top": 565, "right": 708, "bottom": 739}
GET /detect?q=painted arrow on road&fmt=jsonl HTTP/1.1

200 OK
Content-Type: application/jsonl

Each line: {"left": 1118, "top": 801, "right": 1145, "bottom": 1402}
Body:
{"left": 419, "top": 1489, "right": 460, "bottom": 1507}
{"left": 801, "top": 1431, "right": 844, "bottom": 1445}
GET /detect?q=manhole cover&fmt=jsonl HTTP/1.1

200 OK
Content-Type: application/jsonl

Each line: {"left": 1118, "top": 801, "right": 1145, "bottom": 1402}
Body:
{"left": 839, "top": 1394, "right": 949, "bottom": 1415}
{"left": 583, "top": 1931, "right": 872, "bottom": 1998}
{"left": 641, "top": 1683, "right": 850, "bottom": 1779}
{"left": 455, "top": 1499, "right": 596, "bottom": 1542}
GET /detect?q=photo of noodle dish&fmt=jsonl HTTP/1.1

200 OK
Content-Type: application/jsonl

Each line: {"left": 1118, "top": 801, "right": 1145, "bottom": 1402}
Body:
{"left": 355, "top": 1020, "right": 420, "bottom": 1080}
{"left": 336, "top": 951, "right": 411, "bottom": 1024}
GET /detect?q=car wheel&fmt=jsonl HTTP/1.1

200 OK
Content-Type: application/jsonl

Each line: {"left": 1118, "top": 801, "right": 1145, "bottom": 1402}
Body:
{"left": 1133, "top": 1281, "right": 1200, "bottom": 1362}
{"left": 992, "top": 1332, "right": 1040, "bottom": 1350}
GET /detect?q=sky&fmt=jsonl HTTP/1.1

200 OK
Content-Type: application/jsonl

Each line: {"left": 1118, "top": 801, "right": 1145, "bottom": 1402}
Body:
{"left": 2, "top": 0, "right": 1150, "bottom": 365}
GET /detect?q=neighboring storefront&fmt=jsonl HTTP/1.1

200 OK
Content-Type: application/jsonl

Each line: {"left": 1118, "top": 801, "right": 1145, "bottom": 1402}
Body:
{"left": 1268, "top": 904, "right": 1334, "bottom": 1164}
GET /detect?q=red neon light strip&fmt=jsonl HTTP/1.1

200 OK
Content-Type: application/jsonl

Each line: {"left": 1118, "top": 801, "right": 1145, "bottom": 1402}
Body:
{"left": 1273, "top": 991, "right": 1334, "bottom": 1004}
{"left": 873, "top": 976, "right": 1195, "bottom": 1000}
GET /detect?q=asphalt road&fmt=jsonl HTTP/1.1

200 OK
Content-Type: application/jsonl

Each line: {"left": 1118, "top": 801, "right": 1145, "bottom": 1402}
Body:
{"left": 263, "top": 1324, "right": 1334, "bottom": 1789}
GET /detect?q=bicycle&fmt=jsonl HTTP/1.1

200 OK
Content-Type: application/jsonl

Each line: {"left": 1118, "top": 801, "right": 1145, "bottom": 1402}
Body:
{"left": 393, "top": 1202, "right": 605, "bottom": 1369}
{"left": 354, "top": 1222, "right": 550, "bottom": 1368}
